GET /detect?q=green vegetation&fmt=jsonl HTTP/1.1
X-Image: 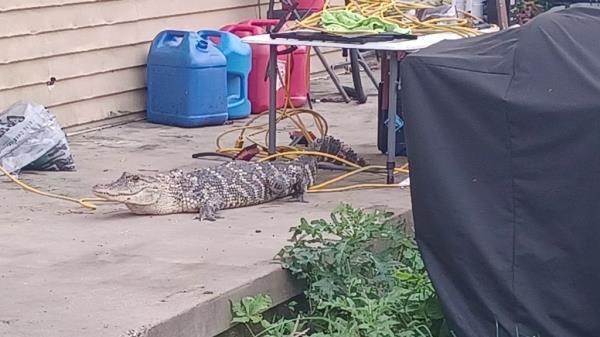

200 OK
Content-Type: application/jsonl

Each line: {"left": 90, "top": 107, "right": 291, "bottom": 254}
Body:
{"left": 231, "top": 204, "right": 451, "bottom": 337}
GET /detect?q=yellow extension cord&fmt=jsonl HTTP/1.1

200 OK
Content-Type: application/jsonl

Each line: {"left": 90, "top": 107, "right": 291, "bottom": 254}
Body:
{"left": 295, "top": 0, "right": 490, "bottom": 37}
{"left": 215, "top": 44, "right": 410, "bottom": 194}
{"left": 0, "top": 165, "right": 104, "bottom": 210}
{"left": 1, "top": 3, "right": 423, "bottom": 210}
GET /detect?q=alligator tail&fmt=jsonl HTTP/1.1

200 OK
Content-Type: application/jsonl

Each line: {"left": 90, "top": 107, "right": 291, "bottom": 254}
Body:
{"left": 304, "top": 135, "right": 368, "bottom": 167}
{"left": 295, "top": 135, "right": 368, "bottom": 180}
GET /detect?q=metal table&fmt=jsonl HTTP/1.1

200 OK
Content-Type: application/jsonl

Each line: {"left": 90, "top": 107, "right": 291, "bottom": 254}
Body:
{"left": 242, "top": 30, "right": 496, "bottom": 184}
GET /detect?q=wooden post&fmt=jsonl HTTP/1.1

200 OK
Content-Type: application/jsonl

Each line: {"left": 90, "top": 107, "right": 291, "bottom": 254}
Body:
{"left": 496, "top": 0, "right": 510, "bottom": 29}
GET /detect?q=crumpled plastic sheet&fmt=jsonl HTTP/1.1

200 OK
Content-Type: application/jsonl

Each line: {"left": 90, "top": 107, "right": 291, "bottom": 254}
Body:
{"left": 0, "top": 101, "right": 75, "bottom": 174}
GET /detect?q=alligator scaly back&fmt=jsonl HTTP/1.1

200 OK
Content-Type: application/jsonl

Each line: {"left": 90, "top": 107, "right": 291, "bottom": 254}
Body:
{"left": 93, "top": 136, "right": 366, "bottom": 220}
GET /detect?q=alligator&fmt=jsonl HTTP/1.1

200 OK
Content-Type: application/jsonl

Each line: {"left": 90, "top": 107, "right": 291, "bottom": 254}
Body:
{"left": 92, "top": 136, "right": 366, "bottom": 221}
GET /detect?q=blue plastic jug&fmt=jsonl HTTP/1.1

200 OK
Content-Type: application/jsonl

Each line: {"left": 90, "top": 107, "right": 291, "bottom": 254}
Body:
{"left": 198, "top": 30, "right": 252, "bottom": 120}
{"left": 146, "top": 30, "right": 228, "bottom": 127}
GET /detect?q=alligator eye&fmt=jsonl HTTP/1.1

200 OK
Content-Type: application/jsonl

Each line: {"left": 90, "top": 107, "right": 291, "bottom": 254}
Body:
{"left": 131, "top": 175, "right": 139, "bottom": 181}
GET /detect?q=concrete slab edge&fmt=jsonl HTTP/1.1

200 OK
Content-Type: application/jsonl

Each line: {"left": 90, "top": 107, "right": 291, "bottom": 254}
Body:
{"left": 127, "top": 209, "right": 413, "bottom": 337}
{"left": 140, "top": 266, "right": 304, "bottom": 337}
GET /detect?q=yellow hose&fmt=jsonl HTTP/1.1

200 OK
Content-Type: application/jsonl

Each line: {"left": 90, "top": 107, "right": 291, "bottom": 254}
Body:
{"left": 256, "top": 150, "right": 409, "bottom": 193}
{"left": 213, "top": 33, "right": 411, "bottom": 194}
{"left": 293, "top": 0, "right": 489, "bottom": 38}
{"left": 0, "top": 165, "right": 106, "bottom": 210}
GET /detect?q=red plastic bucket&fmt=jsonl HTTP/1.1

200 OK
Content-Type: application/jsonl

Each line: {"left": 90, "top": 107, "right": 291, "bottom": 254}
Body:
{"left": 220, "top": 23, "right": 287, "bottom": 113}
{"left": 240, "top": 19, "right": 310, "bottom": 109}
{"left": 283, "top": 0, "right": 325, "bottom": 11}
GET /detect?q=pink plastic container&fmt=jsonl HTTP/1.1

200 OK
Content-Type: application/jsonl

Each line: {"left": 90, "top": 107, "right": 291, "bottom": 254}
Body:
{"left": 220, "top": 24, "right": 286, "bottom": 113}
{"left": 283, "top": 0, "right": 325, "bottom": 11}
{"left": 240, "top": 19, "right": 310, "bottom": 109}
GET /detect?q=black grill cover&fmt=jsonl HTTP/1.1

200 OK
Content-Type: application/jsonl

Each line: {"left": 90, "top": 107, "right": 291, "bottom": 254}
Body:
{"left": 401, "top": 7, "right": 600, "bottom": 337}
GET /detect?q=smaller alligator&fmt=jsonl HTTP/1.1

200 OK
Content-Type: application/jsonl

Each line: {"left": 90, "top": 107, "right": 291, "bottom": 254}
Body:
{"left": 92, "top": 136, "right": 366, "bottom": 221}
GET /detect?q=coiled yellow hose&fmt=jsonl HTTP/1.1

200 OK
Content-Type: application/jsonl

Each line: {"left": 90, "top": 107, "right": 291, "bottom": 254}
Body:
{"left": 295, "top": 0, "right": 488, "bottom": 37}
{"left": 215, "top": 47, "right": 410, "bottom": 194}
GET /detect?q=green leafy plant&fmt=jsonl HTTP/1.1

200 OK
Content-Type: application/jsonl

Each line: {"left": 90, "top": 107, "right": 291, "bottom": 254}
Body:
{"left": 232, "top": 294, "right": 273, "bottom": 325}
{"left": 231, "top": 204, "right": 450, "bottom": 337}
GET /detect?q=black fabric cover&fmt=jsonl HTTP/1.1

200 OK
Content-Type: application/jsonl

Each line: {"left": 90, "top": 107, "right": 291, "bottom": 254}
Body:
{"left": 401, "top": 7, "right": 600, "bottom": 337}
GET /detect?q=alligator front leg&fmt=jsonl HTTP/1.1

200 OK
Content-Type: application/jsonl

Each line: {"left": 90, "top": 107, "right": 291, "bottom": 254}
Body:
{"left": 289, "top": 176, "right": 310, "bottom": 203}
{"left": 194, "top": 196, "right": 224, "bottom": 222}
{"left": 290, "top": 190, "right": 309, "bottom": 203}
{"left": 290, "top": 192, "right": 308, "bottom": 203}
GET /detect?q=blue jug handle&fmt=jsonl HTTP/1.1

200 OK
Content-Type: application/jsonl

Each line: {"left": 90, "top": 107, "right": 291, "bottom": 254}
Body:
{"left": 227, "top": 71, "right": 248, "bottom": 109}
{"left": 198, "top": 30, "right": 248, "bottom": 109}
{"left": 198, "top": 30, "right": 225, "bottom": 38}
{"left": 197, "top": 30, "right": 231, "bottom": 46}
{"left": 155, "top": 30, "right": 191, "bottom": 48}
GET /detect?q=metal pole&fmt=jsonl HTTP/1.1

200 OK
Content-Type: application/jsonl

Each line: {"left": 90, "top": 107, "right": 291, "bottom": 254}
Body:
{"left": 357, "top": 52, "right": 379, "bottom": 89}
{"left": 314, "top": 47, "right": 352, "bottom": 103}
{"left": 386, "top": 51, "right": 399, "bottom": 184}
{"left": 268, "top": 45, "right": 278, "bottom": 155}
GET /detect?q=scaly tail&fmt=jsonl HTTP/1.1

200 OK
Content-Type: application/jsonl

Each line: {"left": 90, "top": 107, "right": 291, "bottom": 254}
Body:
{"left": 280, "top": 136, "right": 367, "bottom": 200}
{"left": 294, "top": 135, "right": 368, "bottom": 181}
{"left": 304, "top": 136, "right": 368, "bottom": 167}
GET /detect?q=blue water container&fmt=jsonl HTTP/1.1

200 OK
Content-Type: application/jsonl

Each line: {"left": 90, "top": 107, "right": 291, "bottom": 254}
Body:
{"left": 146, "top": 30, "right": 228, "bottom": 127}
{"left": 198, "top": 30, "right": 252, "bottom": 120}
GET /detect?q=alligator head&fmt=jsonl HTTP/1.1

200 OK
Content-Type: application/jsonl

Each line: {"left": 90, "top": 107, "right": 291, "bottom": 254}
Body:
{"left": 92, "top": 172, "right": 179, "bottom": 215}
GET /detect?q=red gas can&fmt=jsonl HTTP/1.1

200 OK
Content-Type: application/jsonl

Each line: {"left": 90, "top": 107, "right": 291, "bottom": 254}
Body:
{"left": 240, "top": 19, "right": 309, "bottom": 109}
{"left": 220, "top": 24, "right": 286, "bottom": 113}
{"left": 283, "top": 0, "right": 326, "bottom": 11}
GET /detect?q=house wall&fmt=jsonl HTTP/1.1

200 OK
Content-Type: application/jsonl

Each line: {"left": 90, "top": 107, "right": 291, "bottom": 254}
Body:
{"left": 0, "top": 0, "right": 345, "bottom": 128}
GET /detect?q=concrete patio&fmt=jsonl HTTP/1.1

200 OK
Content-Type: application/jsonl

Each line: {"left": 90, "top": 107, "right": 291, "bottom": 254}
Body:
{"left": 0, "top": 74, "right": 412, "bottom": 337}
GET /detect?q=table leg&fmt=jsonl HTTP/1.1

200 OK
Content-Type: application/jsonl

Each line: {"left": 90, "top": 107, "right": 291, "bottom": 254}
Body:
{"left": 268, "top": 45, "right": 278, "bottom": 155}
{"left": 386, "top": 51, "right": 399, "bottom": 184}
{"left": 314, "top": 47, "right": 351, "bottom": 103}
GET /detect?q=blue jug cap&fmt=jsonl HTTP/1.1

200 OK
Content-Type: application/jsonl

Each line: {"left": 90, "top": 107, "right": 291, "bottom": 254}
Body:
{"left": 197, "top": 39, "right": 208, "bottom": 50}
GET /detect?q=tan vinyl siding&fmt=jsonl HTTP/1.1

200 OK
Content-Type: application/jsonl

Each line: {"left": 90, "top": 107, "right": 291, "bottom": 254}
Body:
{"left": 0, "top": 0, "right": 346, "bottom": 128}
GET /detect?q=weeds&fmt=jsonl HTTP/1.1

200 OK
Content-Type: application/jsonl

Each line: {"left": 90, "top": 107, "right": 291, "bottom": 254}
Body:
{"left": 231, "top": 204, "right": 450, "bottom": 337}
